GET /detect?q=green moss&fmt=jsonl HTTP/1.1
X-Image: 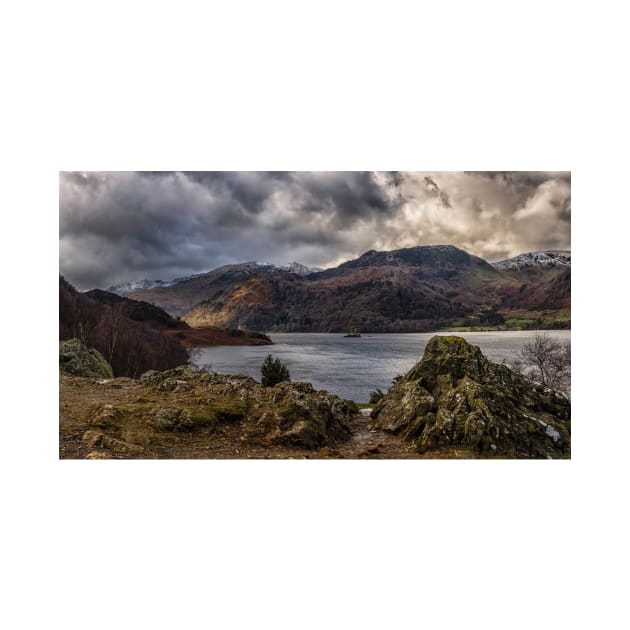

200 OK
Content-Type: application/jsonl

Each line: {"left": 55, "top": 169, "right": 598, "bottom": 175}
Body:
{"left": 59, "top": 339, "right": 114, "bottom": 378}
{"left": 190, "top": 397, "right": 249, "bottom": 427}
{"left": 277, "top": 404, "right": 310, "bottom": 424}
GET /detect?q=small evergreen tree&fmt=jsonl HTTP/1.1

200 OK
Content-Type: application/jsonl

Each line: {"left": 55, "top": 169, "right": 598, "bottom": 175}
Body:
{"left": 368, "top": 388, "right": 385, "bottom": 404}
{"left": 261, "top": 354, "right": 290, "bottom": 387}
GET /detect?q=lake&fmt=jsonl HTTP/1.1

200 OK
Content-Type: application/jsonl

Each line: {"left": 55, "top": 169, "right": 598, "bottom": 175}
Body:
{"left": 192, "top": 330, "right": 571, "bottom": 402}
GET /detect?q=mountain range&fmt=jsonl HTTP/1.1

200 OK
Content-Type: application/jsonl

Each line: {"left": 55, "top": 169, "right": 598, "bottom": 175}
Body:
{"left": 120, "top": 245, "right": 570, "bottom": 333}
{"left": 107, "top": 261, "right": 322, "bottom": 296}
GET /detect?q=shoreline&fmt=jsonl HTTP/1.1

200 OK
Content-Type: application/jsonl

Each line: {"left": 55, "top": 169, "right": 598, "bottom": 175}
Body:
{"left": 164, "top": 326, "right": 272, "bottom": 348}
{"left": 251, "top": 327, "right": 571, "bottom": 335}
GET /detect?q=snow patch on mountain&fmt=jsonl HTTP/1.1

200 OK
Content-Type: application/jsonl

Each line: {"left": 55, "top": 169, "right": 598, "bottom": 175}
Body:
{"left": 254, "top": 261, "right": 323, "bottom": 275}
{"left": 281, "top": 261, "right": 324, "bottom": 275}
{"left": 492, "top": 250, "right": 571, "bottom": 271}
{"left": 106, "top": 279, "right": 171, "bottom": 295}
{"left": 107, "top": 262, "right": 321, "bottom": 295}
{"left": 106, "top": 273, "right": 206, "bottom": 295}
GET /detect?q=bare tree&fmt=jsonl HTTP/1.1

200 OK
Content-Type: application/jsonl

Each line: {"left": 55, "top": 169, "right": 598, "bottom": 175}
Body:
{"left": 105, "top": 303, "right": 123, "bottom": 365}
{"left": 71, "top": 294, "right": 97, "bottom": 345}
{"left": 510, "top": 333, "right": 571, "bottom": 394}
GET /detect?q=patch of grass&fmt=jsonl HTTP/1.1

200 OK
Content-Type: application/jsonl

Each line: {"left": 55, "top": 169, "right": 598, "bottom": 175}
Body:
{"left": 200, "top": 397, "right": 249, "bottom": 425}
{"left": 439, "top": 317, "right": 560, "bottom": 332}
{"left": 438, "top": 325, "right": 476, "bottom": 332}
{"left": 503, "top": 318, "right": 535, "bottom": 330}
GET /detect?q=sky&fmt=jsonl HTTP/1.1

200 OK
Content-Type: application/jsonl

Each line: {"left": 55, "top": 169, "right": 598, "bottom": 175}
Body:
{"left": 59, "top": 171, "right": 571, "bottom": 290}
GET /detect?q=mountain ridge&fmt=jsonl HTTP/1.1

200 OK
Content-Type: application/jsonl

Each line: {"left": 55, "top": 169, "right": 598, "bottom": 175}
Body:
{"left": 122, "top": 245, "right": 570, "bottom": 333}
{"left": 492, "top": 250, "right": 571, "bottom": 272}
{"left": 107, "top": 261, "right": 321, "bottom": 296}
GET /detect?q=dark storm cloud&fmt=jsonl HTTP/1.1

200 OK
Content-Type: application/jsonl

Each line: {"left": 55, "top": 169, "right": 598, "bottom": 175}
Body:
{"left": 59, "top": 171, "right": 570, "bottom": 290}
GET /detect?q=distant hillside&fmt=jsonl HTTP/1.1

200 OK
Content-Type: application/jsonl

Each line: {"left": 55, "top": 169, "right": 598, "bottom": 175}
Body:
{"left": 492, "top": 251, "right": 570, "bottom": 284}
{"left": 117, "top": 261, "right": 321, "bottom": 301}
{"left": 60, "top": 278, "right": 189, "bottom": 377}
{"left": 126, "top": 245, "right": 571, "bottom": 333}
{"left": 502, "top": 267, "right": 571, "bottom": 311}
{"left": 492, "top": 250, "right": 571, "bottom": 319}
{"left": 183, "top": 246, "right": 519, "bottom": 332}
{"left": 83, "top": 289, "right": 189, "bottom": 331}
{"left": 62, "top": 284, "right": 272, "bottom": 363}
{"left": 106, "top": 278, "right": 173, "bottom": 296}
{"left": 127, "top": 262, "right": 280, "bottom": 316}
{"left": 493, "top": 250, "right": 570, "bottom": 273}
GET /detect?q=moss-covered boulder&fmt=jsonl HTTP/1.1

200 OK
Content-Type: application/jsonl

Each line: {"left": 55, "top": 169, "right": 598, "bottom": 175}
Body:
{"left": 59, "top": 339, "right": 114, "bottom": 378}
{"left": 262, "top": 382, "right": 354, "bottom": 449}
{"left": 370, "top": 336, "right": 570, "bottom": 458}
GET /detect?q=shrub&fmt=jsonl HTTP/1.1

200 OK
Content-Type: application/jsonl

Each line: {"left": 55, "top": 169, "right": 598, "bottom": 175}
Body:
{"left": 261, "top": 354, "right": 291, "bottom": 387}
{"left": 368, "top": 388, "right": 385, "bottom": 404}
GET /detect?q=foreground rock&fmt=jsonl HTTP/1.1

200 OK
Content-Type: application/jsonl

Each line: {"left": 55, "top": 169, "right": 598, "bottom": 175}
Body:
{"left": 370, "top": 336, "right": 570, "bottom": 458}
{"left": 60, "top": 365, "right": 355, "bottom": 458}
{"left": 59, "top": 339, "right": 113, "bottom": 378}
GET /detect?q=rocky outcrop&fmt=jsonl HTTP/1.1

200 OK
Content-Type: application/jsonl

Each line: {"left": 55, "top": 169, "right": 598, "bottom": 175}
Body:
{"left": 71, "top": 366, "right": 355, "bottom": 454}
{"left": 59, "top": 339, "right": 114, "bottom": 378}
{"left": 260, "top": 382, "right": 353, "bottom": 449}
{"left": 370, "top": 336, "right": 570, "bottom": 458}
{"left": 82, "top": 430, "right": 145, "bottom": 456}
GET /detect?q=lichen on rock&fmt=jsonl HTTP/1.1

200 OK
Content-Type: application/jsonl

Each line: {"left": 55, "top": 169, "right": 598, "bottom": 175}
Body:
{"left": 86, "top": 403, "right": 123, "bottom": 428}
{"left": 59, "top": 339, "right": 114, "bottom": 378}
{"left": 370, "top": 335, "right": 570, "bottom": 458}
{"left": 265, "top": 381, "right": 354, "bottom": 449}
{"left": 137, "top": 366, "right": 354, "bottom": 449}
{"left": 150, "top": 406, "right": 194, "bottom": 432}
{"left": 82, "top": 430, "right": 145, "bottom": 455}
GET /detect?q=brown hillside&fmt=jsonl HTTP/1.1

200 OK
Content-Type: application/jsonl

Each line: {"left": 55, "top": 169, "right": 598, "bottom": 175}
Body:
{"left": 60, "top": 277, "right": 190, "bottom": 377}
{"left": 126, "top": 245, "right": 570, "bottom": 333}
{"left": 183, "top": 246, "right": 520, "bottom": 332}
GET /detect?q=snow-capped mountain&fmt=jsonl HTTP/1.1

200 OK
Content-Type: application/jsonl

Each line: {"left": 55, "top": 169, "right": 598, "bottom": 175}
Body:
{"left": 107, "top": 262, "right": 321, "bottom": 296}
{"left": 492, "top": 250, "right": 571, "bottom": 272}
{"left": 106, "top": 279, "right": 171, "bottom": 295}
{"left": 255, "top": 261, "right": 323, "bottom": 275}
{"left": 106, "top": 273, "right": 206, "bottom": 296}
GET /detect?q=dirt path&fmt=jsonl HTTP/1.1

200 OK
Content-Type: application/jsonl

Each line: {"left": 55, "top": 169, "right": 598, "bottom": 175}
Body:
{"left": 336, "top": 409, "right": 420, "bottom": 459}
{"left": 59, "top": 376, "right": 421, "bottom": 459}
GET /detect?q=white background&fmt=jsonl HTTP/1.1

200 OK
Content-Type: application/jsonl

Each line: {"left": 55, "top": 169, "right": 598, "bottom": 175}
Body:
{"left": 2, "top": 1, "right": 629, "bottom": 629}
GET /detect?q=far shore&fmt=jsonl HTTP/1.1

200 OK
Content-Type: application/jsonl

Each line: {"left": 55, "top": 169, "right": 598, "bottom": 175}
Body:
{"left": 219, "top": 327, "right": 571, "bottom": 335}
{"left": 164, "top": 326, "right": 272, "bottom": 347}
{"left": 171, "top": 324, "right": 571, "bottom": 348}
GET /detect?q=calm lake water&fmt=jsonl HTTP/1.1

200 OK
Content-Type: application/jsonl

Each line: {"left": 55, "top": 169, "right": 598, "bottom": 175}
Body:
{"left": 193, "top": 331, "right": 571, "bottom": 403}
